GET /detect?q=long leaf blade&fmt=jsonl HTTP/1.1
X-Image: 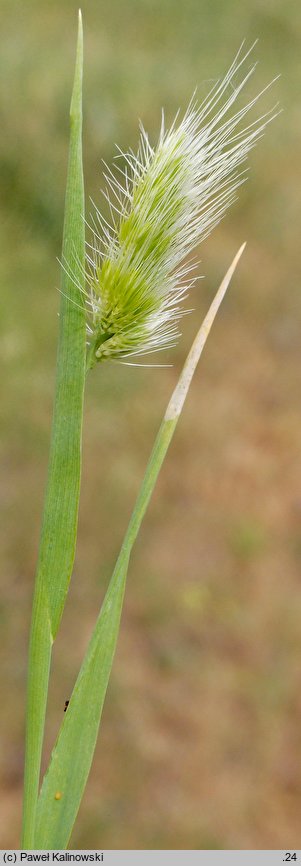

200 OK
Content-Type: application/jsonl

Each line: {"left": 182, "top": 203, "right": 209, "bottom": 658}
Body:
{"left": 22, "top": 12, "right": 86, "bottom": 847}
{"left": 35, "top": 245, "right": 245, "bottom": 849}
{"left": 43, "top": 9, "right": 86, "bottom": 636}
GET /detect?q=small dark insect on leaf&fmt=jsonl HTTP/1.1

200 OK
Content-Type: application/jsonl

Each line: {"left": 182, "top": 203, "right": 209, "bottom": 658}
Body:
{"left": 64, "top": 700, "right": 69, "bottom": 712}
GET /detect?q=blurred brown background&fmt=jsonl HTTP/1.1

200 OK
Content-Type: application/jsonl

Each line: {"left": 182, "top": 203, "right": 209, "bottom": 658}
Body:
{"left": 1, "top": 0, "right": 300, "bottom": 850}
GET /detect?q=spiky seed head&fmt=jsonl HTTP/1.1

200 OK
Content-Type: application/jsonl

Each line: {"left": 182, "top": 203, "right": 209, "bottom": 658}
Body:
{"left": 81, "top": 45, "right": 276, "bottom": 367}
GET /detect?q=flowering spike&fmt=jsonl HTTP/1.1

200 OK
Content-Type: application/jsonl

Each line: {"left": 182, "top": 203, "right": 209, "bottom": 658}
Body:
{"left": 84, "top": 46, "right": 277, "bottom": 367}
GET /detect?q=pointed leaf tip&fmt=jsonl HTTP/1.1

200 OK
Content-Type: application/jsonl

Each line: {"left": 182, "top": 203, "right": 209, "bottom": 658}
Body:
{"left": 165, "top": 243, "right": 246, "bottom": 421}
{"left": 70, "top": 7, "right": 83, "bottom": 121}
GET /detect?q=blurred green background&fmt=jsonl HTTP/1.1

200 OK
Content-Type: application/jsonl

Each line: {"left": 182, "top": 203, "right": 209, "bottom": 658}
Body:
{"left": 1, "top": 0, "right": 300, "bottom": 850}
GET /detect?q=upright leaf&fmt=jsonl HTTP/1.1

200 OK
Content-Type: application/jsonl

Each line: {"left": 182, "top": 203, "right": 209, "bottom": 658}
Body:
{"left": 22, "top": 11, "right": 86, "bottom": 847}
{"left": 35, "top": 245, "right": 245, "bottom": 849}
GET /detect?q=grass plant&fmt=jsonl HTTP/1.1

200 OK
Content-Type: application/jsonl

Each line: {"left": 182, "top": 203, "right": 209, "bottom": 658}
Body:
{"left": 21, "top": 11, "right": 275, "bottom": 849}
